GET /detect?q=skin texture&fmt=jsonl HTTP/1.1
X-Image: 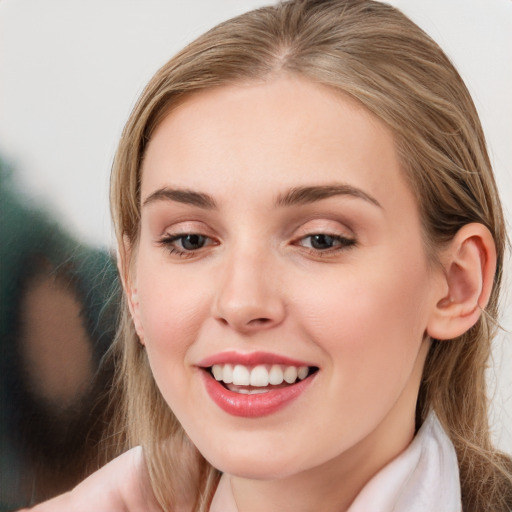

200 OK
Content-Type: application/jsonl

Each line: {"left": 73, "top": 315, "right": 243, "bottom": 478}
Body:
{"left": 129, "top": 75, "right": 448, "bottom": 512}
{"left": 24, "top": 75, "right": 497, "bottom": 512}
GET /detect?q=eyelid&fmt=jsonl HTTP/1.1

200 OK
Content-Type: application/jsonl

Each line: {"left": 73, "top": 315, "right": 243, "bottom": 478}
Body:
{"left": 157, "top": 233, "right": 218, "bottom": 260}
{"left": 288, "top": 218, "right": 358, "bottom": 257}
{"left": 291, "top": 217, "right": 355, "bottom": 238}
{"left": 155, "top": 217, "right": 220, "bottom": 259}
{"left": 156, "top": 219, "right": 212, "bottom": 237}
{"left": 152, "top": 216, "right": 223, "bottom": 244}
{"left": 293, "top": 233, "right": 356, "bottom": 249}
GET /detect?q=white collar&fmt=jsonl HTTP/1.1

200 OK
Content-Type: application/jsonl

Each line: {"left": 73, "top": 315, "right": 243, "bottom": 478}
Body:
{"left": 209, "top": 412, "right": 462, "bottom": 512}
{"left": 347, "top": 412, "right": 462, "bottom": 512}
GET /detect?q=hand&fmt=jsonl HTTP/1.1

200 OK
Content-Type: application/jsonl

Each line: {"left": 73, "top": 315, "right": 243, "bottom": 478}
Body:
{"left": 17, "top": 446, "right": 163, "bottom": 512}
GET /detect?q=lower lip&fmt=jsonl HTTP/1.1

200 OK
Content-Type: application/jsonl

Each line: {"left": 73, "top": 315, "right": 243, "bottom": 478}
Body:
{"left": 201, "top": 371, "right": 315, "bottom": 418}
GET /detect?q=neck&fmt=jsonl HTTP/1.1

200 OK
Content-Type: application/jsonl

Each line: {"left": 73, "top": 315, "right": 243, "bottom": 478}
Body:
{"left": 221, "top": 339, "right": 431, "bottom": 512}
{"left": 229, "top": 406, "right": 417, "bottom": 512}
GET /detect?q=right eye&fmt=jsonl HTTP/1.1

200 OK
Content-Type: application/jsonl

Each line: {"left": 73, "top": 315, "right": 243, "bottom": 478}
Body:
{"left": 158, "top": 233, "right": 214, "bottom": 257}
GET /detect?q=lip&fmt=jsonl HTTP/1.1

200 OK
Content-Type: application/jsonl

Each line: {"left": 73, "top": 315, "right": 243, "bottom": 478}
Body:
{"left": 197, "top": 350, "right": 314, "bottom": 368}
{"left": 200, "top": 367, "right": 317, "bottom": 418}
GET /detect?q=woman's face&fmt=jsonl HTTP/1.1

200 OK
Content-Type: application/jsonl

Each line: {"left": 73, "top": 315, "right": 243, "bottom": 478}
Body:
{"left": 132, "top": 76, "right": 445, "bottom": 479}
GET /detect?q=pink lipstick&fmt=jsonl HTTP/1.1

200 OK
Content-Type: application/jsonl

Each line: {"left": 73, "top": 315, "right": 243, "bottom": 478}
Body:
{"left": 198, "top": 351, "right": 318, "bottom": 417}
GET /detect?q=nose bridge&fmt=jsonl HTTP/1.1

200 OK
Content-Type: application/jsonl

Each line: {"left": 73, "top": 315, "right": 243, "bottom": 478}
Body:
{"left": 213, "top": 240, "right": 285, "bottom": 332}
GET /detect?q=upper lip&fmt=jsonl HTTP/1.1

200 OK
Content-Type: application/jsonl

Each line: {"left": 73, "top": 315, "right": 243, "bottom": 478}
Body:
{"left": 197, "top": 351, "right": 315, "bottom": 368}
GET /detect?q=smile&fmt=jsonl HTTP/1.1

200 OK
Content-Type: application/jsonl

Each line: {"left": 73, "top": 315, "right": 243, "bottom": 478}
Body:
{"left": 211, "top": 363, "right": 313, "bottom": 390}
{"left": 198, "top": 354, "right": 319, "bottom": 417}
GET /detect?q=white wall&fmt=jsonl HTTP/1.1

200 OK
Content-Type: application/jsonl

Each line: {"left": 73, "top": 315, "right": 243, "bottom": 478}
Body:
{"left": 0, "top": 0, "right": 510, "bottom": 452}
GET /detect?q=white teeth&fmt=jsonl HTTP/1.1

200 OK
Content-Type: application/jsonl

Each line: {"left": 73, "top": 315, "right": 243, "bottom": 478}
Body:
{"left": 210, "top": 363, "right": 313, "bottom": 388}
{"left": 223, "top": 364, "right": 233, "bottom": 384}
{"left": 284, "top": 366, "right": 298, "bottom": 384}
{"left": 232, "top": 387, "right": 269, "bottom": 395}
{"left": 297, "top": 366, "right": 309, "bottom": 380}
{"left": 269, "top": 364, "right": 284, "bottom": 385}
{"left": 212, "top": 364, "right": 223, "bottom": 381}
{"left": 232, "top": 365, "right": 250, "bottom": 386}
{"left": 250, "top": 365, "right": 269, "bottom": 387}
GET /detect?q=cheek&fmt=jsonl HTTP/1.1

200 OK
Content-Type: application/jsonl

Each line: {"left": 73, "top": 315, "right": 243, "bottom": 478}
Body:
{"left": 299, "top": 261, "right": 430, "bottom": 342}
{"left": 134, "top": 252, "right": 211, "bottom": 386}
{"left": 294, "top": 255, "right": 432, "bottom": 399}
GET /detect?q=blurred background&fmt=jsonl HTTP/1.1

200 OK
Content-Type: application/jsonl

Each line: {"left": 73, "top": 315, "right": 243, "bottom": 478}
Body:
{"left": 0, "top": 0, "right": 511, "bottom": 508}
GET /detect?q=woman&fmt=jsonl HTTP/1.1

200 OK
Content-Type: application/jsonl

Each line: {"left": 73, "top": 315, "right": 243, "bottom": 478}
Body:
{"left": 23, "top": 0, "right": 512, "bottom": 510}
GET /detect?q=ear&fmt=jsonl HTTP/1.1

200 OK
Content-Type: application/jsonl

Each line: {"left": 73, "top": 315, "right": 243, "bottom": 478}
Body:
{"left": 427, "top": 223, "right": 496, "bottom": 340}
{"left": 118, "top": 236, "right": 145, "bottom": 344}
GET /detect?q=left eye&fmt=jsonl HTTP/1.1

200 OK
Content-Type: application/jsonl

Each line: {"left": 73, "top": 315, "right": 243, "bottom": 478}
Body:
{"left": 299, "top": 234, "right": 355, "bottom": 251}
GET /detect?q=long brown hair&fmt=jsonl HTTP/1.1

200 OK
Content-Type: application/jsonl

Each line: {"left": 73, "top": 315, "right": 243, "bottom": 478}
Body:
{"left": 106, "top": 1, "right": 512, "bottom": 510}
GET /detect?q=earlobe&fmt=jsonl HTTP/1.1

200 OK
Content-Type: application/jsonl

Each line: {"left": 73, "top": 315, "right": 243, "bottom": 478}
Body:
{"left": 118, "top": 237, "right": 145, "bottom": 344}
{"left": 128, "top": 288, "right": 145, "bottom": 344}
{"left": 426, "top": 223, "right": 496, "bottom": 341}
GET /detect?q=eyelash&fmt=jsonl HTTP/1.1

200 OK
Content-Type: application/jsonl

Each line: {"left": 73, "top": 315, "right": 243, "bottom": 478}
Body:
{"left": 157, "top": 232, "right": 357, "bottom": 259}
{"left": 157, "top": 233, "right": 214, "bottom": 258}
{"left": 295, "top": 233, "right": 357, "bottom": 256}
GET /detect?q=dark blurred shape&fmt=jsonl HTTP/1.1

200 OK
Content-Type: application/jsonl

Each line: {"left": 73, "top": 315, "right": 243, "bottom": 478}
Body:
{"left": 0, "top": 157, "right": 119, "bottom": 510}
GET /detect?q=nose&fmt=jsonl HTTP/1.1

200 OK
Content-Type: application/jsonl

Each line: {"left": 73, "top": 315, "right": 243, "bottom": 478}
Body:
{"left": 212, "top": 248, "right": 285, "bottom": 334}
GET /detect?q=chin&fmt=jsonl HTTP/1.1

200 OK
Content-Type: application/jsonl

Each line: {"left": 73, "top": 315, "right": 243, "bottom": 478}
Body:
{"left": 201, "top": 445, "right": 313, "bottom": 480}
{"left": 215, "top": 461, "right": 297, "bottom": 481}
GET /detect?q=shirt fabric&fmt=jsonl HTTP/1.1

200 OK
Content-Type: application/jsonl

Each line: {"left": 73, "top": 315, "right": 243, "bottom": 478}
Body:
{"left": 209, "top": 411, "right": 462, "bottom": 512}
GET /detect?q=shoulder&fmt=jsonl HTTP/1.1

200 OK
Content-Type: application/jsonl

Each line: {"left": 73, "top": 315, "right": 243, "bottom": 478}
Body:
{"left": 19, "top": 447, "right": 162, "bottom": 512}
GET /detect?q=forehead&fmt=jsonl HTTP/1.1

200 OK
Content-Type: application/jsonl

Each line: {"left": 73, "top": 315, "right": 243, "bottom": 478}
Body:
{"left": 140, "top": 75, "right": 415, "bottom": 215}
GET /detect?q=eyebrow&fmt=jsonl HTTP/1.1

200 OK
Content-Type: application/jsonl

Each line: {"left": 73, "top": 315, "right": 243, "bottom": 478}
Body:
{"left": 143, "top": 187, "right": 217, "bottom": 209}
{"left": 275, "top": 184, "right": 382, "bottom": 209}
{"left": 142, "top": 183, "right": 382, "bottom": 210}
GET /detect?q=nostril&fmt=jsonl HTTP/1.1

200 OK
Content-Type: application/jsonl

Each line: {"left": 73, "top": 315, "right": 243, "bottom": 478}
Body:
{"left": 214, "top": 315, "right": 274, "bottom": 332}
{"left": 248, "top": 317, "right": 271, "bottom": 325}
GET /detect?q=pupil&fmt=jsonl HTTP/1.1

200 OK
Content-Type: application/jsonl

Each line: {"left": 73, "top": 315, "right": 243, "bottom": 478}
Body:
{"left": 311, "top": 234, "right": 334, "bottom": 250}
{"left": 182, "top": 234, "right": 205, "bottom": 250}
